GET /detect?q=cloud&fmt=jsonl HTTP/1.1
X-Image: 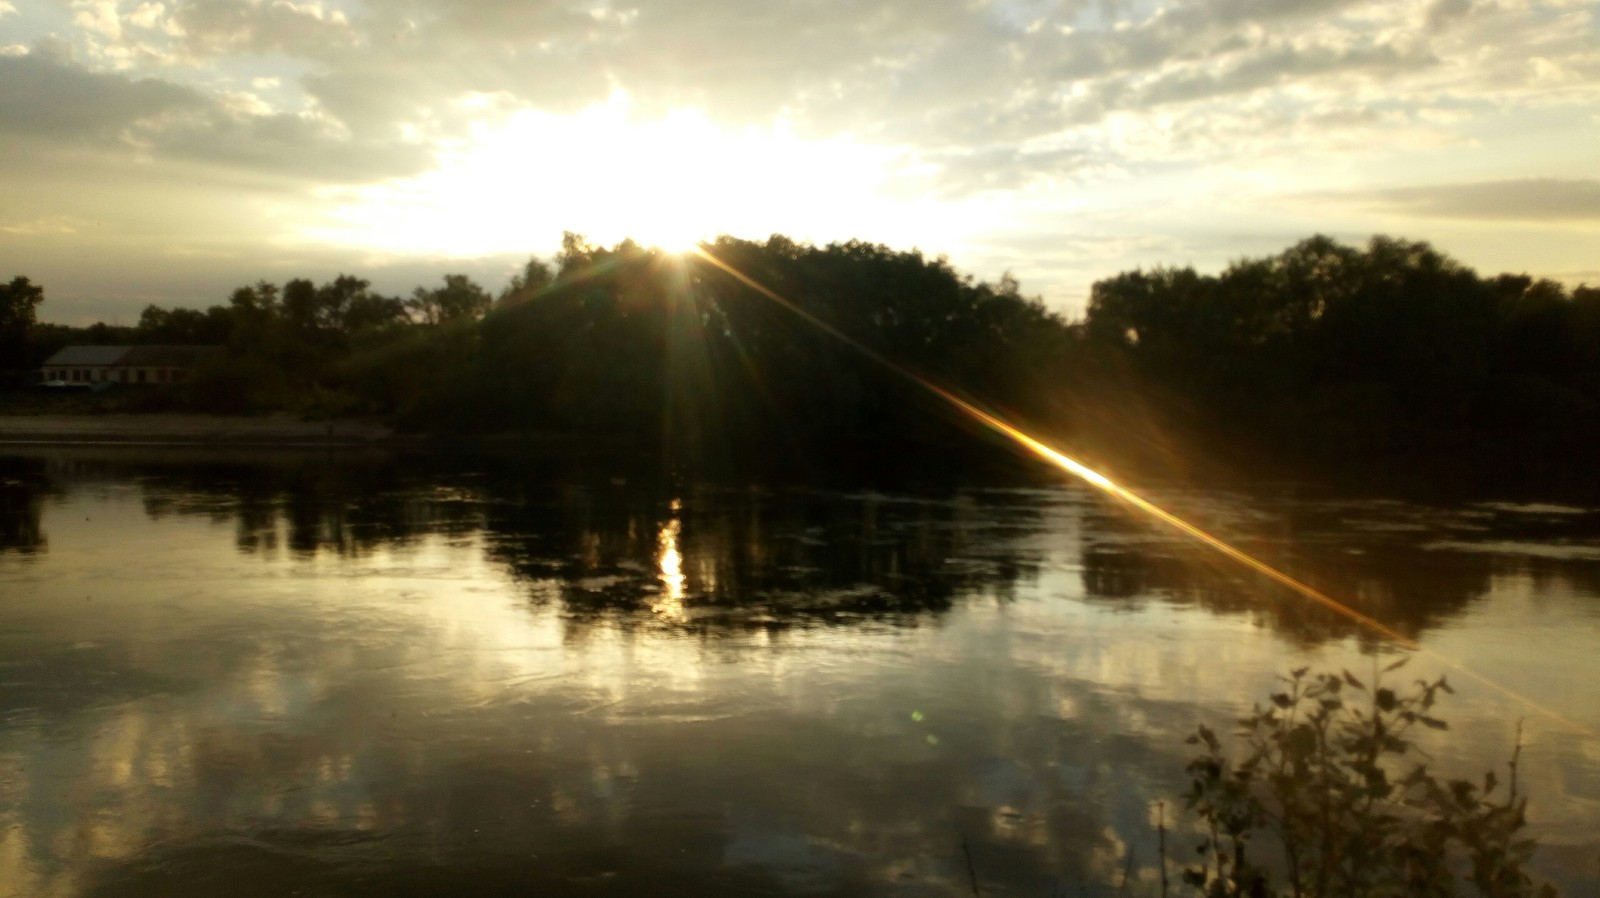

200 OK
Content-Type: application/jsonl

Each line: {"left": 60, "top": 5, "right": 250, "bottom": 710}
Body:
{"left": 72, "top": 0, "right": 123, "bottom": 40}
{"left": 1364, "top": 179, "right": 1600, "bottom": 221}
{"left": 0, "top": 51, "right": 203, "bottom": 142}
{"left": 2, "top": 0, "right": 1597, "bottom": 318}
{"left": 1424, "top": 0, "right": 1475, "bottom": 32}
{"left": 1130, "top": 40, "right": 1435, "bottom": 109}
{"left": 0, "top": 52, "right": 431, "bottom": 184}
{"left": 128, "top": 2, "right": 167, "bottom": 29}
{"left": 0, "top": 214, "right": 84, "bottom": 236}
{"left": 905, "top": 145, "right": 1097, "bottom": 198}
{"left": 169, "top": 0, "right": 356, "bottom": 59}
{"left": 14, "top": 0, "right": 1594, "bottom": 183}
{"left": 105, "top": 0, "right": 1407, "bottom": 154}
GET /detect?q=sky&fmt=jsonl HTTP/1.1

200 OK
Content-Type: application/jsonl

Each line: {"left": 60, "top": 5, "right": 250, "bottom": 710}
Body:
{"left": 1, "top": 0, "right": 1597, "bottom": 323}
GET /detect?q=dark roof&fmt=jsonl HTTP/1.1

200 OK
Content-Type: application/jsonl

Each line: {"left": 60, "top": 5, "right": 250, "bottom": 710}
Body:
{"left": 41, "top": 345, "right": 223, "bottom": 368}
{"left": 43, "top": 345, "right": 130, "bottom": 366}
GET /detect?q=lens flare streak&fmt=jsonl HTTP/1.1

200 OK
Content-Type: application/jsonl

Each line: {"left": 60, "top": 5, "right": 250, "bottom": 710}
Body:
{"left": 919, "top": 381, "right": 1418, "bottom": 648}
{"left": 689, "top": 244, "right": 1594, "bottom": 737}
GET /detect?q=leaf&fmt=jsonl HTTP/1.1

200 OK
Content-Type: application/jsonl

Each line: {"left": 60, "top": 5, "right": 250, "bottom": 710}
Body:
{"left": 1376, "top": 688, "right": 1398, "bottom": 712}
{"left": 1419, "top": 715, "right": 1448, "bottom": 730}
{"left": 1382, "top": 656, "right": 1411, "bottom": 673}
{"left": 1271, "top": 693, "right": 1293, "bottom": 709}
{"left": 1343, "top": 670, "right": 1365, "bottom": 690}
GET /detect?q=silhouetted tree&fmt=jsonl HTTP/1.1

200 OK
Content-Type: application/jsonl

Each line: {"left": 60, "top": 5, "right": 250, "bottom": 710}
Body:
{"left": 137, "top": 304, "right": 232, "bottom": 344}
{"left": 409, "top": 274, "right": 491, "bottom": 326}
{"left": 0, "top": 275, "right": 44, "bottom": 376}
{"left": 498, "top": 258, "right": 555, "bottom": 309}
{"left": 1082, "top": 234, "right": 1600, "bottom": 487}
{"left": 18, "top": 232, "right": 1600, "bottom": 491}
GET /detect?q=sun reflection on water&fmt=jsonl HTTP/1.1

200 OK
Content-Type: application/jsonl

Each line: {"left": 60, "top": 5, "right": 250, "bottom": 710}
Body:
{"left": 654, "top": 499, "right": 686, "bottom": 621}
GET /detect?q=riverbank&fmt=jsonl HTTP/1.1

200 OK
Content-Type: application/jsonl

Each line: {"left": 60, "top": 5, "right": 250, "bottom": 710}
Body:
{"left": 0, "top": 413, "right": 396, "bottom": 446}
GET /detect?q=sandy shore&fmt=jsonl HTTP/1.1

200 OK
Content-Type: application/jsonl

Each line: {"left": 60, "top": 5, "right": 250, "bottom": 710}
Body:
{"left": 0, "top": 414, "right": 396, "bottom": 445}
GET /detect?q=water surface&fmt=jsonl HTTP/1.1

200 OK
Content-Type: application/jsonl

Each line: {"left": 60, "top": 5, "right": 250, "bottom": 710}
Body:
{"left": 2, "top": 450, "right": 1597, "bottom": 896}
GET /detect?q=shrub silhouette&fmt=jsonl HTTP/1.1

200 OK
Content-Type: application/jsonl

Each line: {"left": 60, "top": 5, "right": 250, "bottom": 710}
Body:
{"left": 1181, "top": 661, "right": 1554, "bottom": 897}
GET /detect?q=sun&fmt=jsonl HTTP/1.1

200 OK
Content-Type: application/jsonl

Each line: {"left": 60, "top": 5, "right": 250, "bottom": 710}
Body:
{"left": 301, "top": 91, "right": 929, "bottom": 260}
{"left": 612, "top": 168, "right": 708, "bottom": 255}
{"left": 635, "top": 227, "right": 703, "bottom": 256}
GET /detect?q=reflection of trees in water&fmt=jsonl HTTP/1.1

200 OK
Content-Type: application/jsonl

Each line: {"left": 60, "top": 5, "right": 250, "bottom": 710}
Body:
{"left": 0, "top": 456, "right": 50, "bottom": 556}
{"left": 130, "top": 456, "right": 483, "bottom": 558}
{"left": 11, "top": 456, "right": 1600, "bottom": 896}
{"left": 17, "top": 448, "right": 1600, "bottom": 648}
{"left": 1464, "top": 505, "right": 1600, "bottom": 599}
{"left": 1078, "top": 506, "right": 1496, "bottom": 646}
{"left": 58, "top": 452, "right": 1042, "bottom": 635}
{"left": 481, "top": 481, "right": 1041, "bottom": 637}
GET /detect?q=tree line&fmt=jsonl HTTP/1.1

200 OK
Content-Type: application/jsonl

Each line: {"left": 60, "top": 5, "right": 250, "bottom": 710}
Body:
{"left": 1083, "top": 236, "right": 1600, "bottom": 488}
{"left": 3, "top": 233, "right": 1597, "bottom": 488}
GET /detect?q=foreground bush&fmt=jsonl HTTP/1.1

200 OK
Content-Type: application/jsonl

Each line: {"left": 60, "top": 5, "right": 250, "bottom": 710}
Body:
{"left": 1182, "top": 662, "right": 1554, "bottom": 897}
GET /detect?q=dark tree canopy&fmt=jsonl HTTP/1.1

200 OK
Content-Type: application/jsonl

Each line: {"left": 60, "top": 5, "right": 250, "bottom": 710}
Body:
{"left": 409, "top": 274, "right": 492, "bottom": 326}
{"left": 1, "top": 276, "right": 46, "bottom": 375}
{"left": 1080, "top": 235, "right": 1600, "bottom": 488}
{"left": 11, "top": 233, "right": 1599, "bottom": 492}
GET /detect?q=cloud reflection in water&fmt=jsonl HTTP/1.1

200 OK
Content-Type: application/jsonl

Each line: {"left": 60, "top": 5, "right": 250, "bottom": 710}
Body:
{"left": 0, "top": 452, "right": 1596, "bottom": 897}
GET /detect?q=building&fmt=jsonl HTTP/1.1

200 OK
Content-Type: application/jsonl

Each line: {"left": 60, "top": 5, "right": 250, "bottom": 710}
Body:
{"left": 40, "top": 345, "right": 224, "bottom": 386}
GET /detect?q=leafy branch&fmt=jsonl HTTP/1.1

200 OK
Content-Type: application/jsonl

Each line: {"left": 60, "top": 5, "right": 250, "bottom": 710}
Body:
{"left": 1180, "top": 660, "right": 1555, "bottom": 898}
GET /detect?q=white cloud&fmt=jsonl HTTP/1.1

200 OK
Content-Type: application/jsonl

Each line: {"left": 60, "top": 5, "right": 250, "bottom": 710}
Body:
{"left": 72, "top": 0, "right": 123, "bottom": 40}
{"left": 129, "top": 3, "right": 167, "bottom": 29}
{"left": 0, "top": 214, "right": 83, "bottom": 236}
{"left": 167, "top": 0, "right": 358, "bottom": 59}
{"left": 1, "top": 0, "right": 1597, "bottom": 313}
{"left": 26, "top": 0, "right": 1595, "bottom": 190}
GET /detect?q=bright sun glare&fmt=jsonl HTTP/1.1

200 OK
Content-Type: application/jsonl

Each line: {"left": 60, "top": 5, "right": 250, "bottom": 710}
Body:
{"left": 301, "top": 91, "right": 955, "bottom": 258}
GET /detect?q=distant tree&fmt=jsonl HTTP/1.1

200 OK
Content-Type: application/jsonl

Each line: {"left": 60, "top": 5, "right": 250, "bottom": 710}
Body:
{"left": 84, "top": 321, "right": 134, "bottom": 345}
{"left": 316, "top": 275, "right": 380, "bottom": 333}
{"left": 498, "top": 258, "right": 555, "bottom": 308}
{"left": 554, "top": 231, "right": 601, "bottom": 278}
{"left": 0, "top": 276, "right": 45, "bottom": 375}
{"left": 281, "top": 278, "right": 320, "bottom": 338}
{"left": 228, "top": 280, "right": 280, "bottom": 318}
{"left": 137, "top": 304, "right": 232, "bottom": 344}
{"left": 341, "top": 291, "right": 408, "bottom": 336}
{"left": 409, "top": 274, "right": 491, "bottom": 326}
{"left": 226, "top": 280, "right": 281, "bottom": 350}
{"left": 1077, "top": 234, "right": 1600, "bottom": 484}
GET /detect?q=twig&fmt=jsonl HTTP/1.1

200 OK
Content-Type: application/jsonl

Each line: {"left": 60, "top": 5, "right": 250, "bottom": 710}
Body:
{"left": 1509, "top": 719, "right": 1524, "bottom": 801}
{"left": 1158, "top": 801, "right": 1170, "bottom": 898}
{"left": 962, "top": 836, "right": 981, "bottom": 898}
{"left": 1116, "top": 839, "right": 1136, "bottom": 898}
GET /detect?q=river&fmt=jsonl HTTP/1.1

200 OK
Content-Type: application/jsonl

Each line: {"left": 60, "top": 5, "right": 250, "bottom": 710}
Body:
{"left": 1, "top": 448, "right": 1597, "bottom": 897}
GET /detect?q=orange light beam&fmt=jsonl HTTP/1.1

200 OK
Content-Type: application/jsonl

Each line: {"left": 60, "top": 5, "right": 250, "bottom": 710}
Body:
{"left": 917, "top": 379, "right": 1420, "bottom": 647}
{"left": 689, "top": 244, "right": 1596, "bottom": 737}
